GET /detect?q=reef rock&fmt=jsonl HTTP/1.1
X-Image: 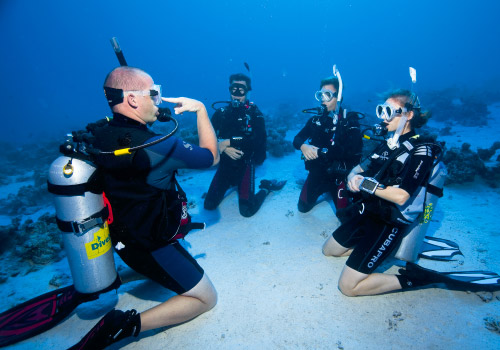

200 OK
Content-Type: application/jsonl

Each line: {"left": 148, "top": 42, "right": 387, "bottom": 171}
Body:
{"left": 443, "top": 143, "right": 487, "bottom": 184}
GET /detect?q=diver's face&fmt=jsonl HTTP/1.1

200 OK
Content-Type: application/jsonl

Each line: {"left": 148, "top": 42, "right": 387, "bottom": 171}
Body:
{"left": 230, "top": 80, "right": 248, "bottom": 103}
{"left": 320, "top": 84, "right": 338, "bottom": 112}
{"left": 384, "top": 98, "right": 406, "bottom": 132}
{"left": 137, "top": 76, "right": 159, "bottom": 124}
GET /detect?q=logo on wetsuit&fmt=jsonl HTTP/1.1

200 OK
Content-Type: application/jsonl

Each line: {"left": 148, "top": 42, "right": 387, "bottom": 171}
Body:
{"left": 367, "top": 228, "right": 398, "bottom": 268}
{"left": 371, "top": 151, "right": 389, "bottom": 161}
{"left": 413, "top": 159, "right": 424, "bottom": 179}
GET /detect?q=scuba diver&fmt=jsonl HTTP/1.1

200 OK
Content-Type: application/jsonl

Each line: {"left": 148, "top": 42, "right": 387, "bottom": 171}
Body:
{"left": 320, "top": 88, "right": 498, "bottom": 296}
{"left": 293, "top": 74, "right": 362, "bottom": 220}
{"left": 322, "top": 88, "right": 442, "bottom": 296}
{"left": 67, "top": 66, "right": 220, "bottom": 349}
{"left": 204, "top": 73, "right": 286, "bottom": 217}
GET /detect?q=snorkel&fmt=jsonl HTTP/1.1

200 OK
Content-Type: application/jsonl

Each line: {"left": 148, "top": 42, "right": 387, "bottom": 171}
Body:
{"left": 385, "top": 67, "right": 417, "bottom": 150}
{"left": 332, "top": 64, "right": 343, "bottom": 117}
{"left": 110, "top": 37, "right": 128, "bottom": 66}
{"left": 386, "top": 114, "right": 408, "bottom": 149}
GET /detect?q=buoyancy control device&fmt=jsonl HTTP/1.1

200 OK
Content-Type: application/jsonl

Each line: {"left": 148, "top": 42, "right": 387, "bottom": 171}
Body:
{"left": 394, "top": 160, "right": 447, "bottom": 262}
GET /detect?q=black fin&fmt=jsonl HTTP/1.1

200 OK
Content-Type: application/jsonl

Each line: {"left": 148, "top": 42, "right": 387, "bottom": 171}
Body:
{"left": 67, "top": 309, "right": 140, "bottom": 350}
{"left": 401, "top": 262, "right": 500, "bottom": 292}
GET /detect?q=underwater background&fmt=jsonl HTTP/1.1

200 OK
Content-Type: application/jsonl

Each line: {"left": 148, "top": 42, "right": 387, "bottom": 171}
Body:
{"left": 1, "top": 1, "right": 500, "bottom": 349}
{"left": 1, "top": 0, "right": 499, "bottom": 144}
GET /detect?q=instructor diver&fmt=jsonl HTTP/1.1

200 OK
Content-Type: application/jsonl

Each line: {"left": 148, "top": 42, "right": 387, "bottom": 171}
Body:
{"left": 70, "top": 66, "right": 219, "bottom": 349}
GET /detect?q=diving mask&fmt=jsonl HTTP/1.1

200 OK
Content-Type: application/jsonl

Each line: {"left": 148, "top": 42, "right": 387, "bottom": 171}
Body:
{"left": 123, "top": 84, "right": 162, "bottom": 106}
{"left": 315, "top": 89, "right": 338, "bottom": 102}
{"left": 229, "top": 83, "right": 248, "bottom": 97}
{"left": 376, "top": 103, "right": 408, "bottom": 122}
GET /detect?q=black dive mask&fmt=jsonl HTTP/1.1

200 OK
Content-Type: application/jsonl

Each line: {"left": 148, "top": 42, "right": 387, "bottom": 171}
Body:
{"left": 229, "top": 83, "right": 248, "bottom": 97}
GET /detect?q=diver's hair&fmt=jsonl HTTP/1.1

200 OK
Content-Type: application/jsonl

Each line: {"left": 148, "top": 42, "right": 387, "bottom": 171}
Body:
{"left": 320, "top": 76, "right": 339, "bottom": 91}
{"left": 229, "top": 73, "right": 252, "bottom": 91}
{"left": 384, "top": 89, "right": 432, "bottom": 129}
{"left": 103, "top": 66, "right": 151, "bottom": 90}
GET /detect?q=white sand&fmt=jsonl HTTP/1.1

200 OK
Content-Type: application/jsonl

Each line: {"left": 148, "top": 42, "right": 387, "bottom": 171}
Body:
{"left": 2, "top": 105, "right": 500, "bottom": 349}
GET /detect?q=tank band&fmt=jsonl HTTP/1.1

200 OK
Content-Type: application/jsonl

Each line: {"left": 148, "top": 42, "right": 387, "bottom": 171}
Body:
{"left": 427, "top": 184, "right": 443, "bottom": 198}
{"left": 56, "top": 206, "right": 109, "bottom": 234}
{"left": 47, "top": 181, "right": 101, "bottom": 196}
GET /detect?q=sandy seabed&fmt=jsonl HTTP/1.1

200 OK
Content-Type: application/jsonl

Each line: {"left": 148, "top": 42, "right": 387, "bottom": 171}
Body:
{"left": 2, "top": 104, "right": 500, "bottom": 350}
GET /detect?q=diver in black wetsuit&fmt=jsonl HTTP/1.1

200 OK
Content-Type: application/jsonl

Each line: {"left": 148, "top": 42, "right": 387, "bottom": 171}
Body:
{"left": 293, "top": 76, "right": 362, "bottom": 219}
{"left": 204, "top": 73, "right": 285, "bottom": 217}
{"left": 69, "top": 66, "right": 219, "bottom": 349}
{"left": 322, "top": 89, "right": 439, "bottom": 296}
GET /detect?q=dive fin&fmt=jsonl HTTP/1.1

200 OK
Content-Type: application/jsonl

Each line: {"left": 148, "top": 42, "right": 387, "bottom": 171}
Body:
{"left": 418, "top": 236, "right": 463, "bottom": 261}
{"left": 401, "top": 262, "right": 500, "bottom": 292}
{"left": 0, "top": 277, "right": 121, "bottom": 347}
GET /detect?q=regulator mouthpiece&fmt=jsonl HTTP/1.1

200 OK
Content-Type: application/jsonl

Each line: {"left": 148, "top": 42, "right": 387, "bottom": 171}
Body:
{"left": 157, "top": 107, "right": 172, "bottom": 122}
{"left": 373, "top": 122, "right": 388, "bottom": 137}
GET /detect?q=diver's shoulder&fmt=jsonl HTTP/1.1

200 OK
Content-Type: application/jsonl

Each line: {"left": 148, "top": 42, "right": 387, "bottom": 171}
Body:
{"left": 248, "top": 102, "right": 264, "bottom": 117}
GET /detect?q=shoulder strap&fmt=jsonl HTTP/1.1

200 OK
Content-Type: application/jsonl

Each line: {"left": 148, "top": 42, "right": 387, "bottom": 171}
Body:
{"left": 373, "top": 140, "right": 414, "bottom": 181}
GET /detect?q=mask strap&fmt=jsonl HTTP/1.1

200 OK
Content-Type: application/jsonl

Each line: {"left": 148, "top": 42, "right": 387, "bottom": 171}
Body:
{"left": 104, "top": 87, "right": 124, "bottom": 107}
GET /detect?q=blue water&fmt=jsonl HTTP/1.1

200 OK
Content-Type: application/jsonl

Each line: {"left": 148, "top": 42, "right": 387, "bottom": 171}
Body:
{"left": 1, "top": 0, "right": 499, "bottom": 144}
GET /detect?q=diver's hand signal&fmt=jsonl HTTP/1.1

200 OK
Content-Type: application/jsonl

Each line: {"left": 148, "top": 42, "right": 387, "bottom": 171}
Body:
{"left": 162, "top": 97, "right": 205, "bottom": 114}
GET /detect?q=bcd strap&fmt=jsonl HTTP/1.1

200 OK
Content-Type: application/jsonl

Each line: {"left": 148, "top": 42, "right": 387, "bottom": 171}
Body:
{"left": 168, "top": 222, "right": 206, "bottom": 243}
{"left": 56, "top": 206, "right": 109, "bottom": 234}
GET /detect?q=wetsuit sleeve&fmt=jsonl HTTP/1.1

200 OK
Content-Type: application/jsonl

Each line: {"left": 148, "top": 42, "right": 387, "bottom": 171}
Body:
{"left": 293, "top": 118, "right": 313, "bottom": 150}
{"left": 139, "top": 135, "right": 214, "bottom": 170}
{"left": 251, "top": 106, "right": 267, "bottom": 165}
{"left": 398, "top": 145, "right": 434, "bottom": 195}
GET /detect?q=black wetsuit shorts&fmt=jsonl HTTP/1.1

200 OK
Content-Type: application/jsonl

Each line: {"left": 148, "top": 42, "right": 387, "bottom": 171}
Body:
{"left": 115, "top": 241, "right": 204, "bottom": 295}
{"left": 332, "top": 214, "right": 407, "bottom": 274}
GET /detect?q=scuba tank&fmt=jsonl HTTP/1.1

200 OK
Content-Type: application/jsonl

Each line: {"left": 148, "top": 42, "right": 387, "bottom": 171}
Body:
{"left": 394, "top": 161, "right": 448, "bottom": 262}
{"left": 47, "top": 155, "right": 117, "bottom": 294}
{"left": 47, "top": 108, "right": 177, "bottom": 294}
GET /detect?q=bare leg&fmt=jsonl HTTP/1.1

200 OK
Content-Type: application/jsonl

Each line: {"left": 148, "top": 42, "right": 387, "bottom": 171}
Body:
{"left": 338, "top": 265, "right": 402, "bottom": 296}
{"left": 139, "top": 274, "right": 217, "bottom": 331}
{"left": 322, "top": 236, "right": 352, "bottom": 257}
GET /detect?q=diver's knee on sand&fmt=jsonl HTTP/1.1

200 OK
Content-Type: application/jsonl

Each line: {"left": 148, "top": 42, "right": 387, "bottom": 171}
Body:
{"left": 322, "top": 236, "right": 347, "bottom": 256}
{"left": 183, "top": 274, "right": 218, "bottom": 310}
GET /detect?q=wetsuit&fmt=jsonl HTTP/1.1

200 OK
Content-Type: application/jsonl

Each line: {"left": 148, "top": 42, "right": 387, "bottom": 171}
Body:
{"left": 293, "top": 108, "right": 362, "bottom": 215}
{"left": 91, "top": 113, "right": 214, "bottom": 294}
{"left": 332, "top": 131, "right": 435, "bottom": 274}
{"left": 204, "top": 101, "right": 268, "bottom": 217}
